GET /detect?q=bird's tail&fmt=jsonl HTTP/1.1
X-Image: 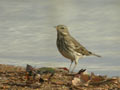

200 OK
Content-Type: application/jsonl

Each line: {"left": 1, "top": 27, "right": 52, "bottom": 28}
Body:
{"left": 92, "top": 53, "right": 101, "bottom": 57}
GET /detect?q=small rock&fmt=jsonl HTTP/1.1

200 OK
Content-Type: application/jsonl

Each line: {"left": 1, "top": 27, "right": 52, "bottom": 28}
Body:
{"left": 72, "top": 77, "right": 81, "bottom": 86}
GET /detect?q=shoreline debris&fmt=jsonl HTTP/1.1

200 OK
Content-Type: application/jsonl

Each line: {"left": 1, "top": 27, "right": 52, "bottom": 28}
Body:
{"left": 0, "top": 64, "right": 120, "bottom": 90}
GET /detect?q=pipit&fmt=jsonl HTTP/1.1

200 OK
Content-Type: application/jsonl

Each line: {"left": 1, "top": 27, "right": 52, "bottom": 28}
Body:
{"left": 55, "top": 25, "right": 101, "bottom": 73}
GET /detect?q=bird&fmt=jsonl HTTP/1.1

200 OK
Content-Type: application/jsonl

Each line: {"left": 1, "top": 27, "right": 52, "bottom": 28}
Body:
{"left": 55, "top": 25, "right": 101, "bottom": 73}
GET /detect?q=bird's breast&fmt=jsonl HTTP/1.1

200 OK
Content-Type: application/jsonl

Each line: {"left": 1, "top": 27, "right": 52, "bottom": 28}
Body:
{"left": 56, "top": 38, "right": 76, "bottom": 60}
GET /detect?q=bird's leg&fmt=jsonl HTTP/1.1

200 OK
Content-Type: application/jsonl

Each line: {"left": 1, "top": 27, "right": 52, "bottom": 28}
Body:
{"left": 69, "top": 60, "right": 73, "bottom": 72}
{"left": 71, "top": 58, "right": 78, "bottom": 73}
{"left": 71, "top": 63, "right": 77, "bottom": 73}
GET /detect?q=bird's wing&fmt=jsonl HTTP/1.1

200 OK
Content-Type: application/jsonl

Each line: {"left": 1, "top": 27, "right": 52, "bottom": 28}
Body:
{"left": 67, "top": 36, "right": 92, "bottom": 56}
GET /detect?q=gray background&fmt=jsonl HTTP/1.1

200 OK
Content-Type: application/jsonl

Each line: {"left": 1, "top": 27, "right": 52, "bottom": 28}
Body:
{"left": 0, "top": 0, "right": 120, "bottom": 76}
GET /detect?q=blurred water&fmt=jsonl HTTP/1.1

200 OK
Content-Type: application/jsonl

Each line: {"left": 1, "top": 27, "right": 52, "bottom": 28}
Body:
{"left": 0, "top": 0, "right": 120, "bottom": 76}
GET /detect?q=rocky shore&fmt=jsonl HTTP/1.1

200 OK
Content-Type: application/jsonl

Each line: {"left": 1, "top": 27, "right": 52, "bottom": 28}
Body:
{"left": 0, "top": 64, "right": 120, "bottom": 90}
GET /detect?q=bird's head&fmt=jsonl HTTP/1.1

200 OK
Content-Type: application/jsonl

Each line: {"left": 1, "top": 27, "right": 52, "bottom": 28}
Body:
{"left": 55, "top": 25, "right": 70, "bottom": 36}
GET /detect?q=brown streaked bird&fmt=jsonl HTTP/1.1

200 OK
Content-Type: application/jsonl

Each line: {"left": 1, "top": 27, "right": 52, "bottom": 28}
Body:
{"left": 55, "top": 25, "right": 101, "bottom": 73}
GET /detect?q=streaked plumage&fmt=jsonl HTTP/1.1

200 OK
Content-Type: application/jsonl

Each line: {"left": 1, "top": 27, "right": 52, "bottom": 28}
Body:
{"left": 55, "top": 25, "right": 101, "bottom": 72}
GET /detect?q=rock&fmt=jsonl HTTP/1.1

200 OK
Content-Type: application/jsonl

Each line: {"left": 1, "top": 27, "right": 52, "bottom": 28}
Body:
{"left": 37, "top": 67, "right": 55, "bottom": 74}
{"left": 90, "top": 72, "right": 107, "bottom": 84}
{"left": 0, "top": 64, "right": 120, "bottom": 90}
{"left": 72, "top": 77, "right": 81, "bottom": 86}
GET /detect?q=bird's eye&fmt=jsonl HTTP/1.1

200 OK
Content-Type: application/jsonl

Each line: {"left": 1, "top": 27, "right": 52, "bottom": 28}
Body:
{"left": 60, "top": 27, "right": 64, "bottom": 29}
